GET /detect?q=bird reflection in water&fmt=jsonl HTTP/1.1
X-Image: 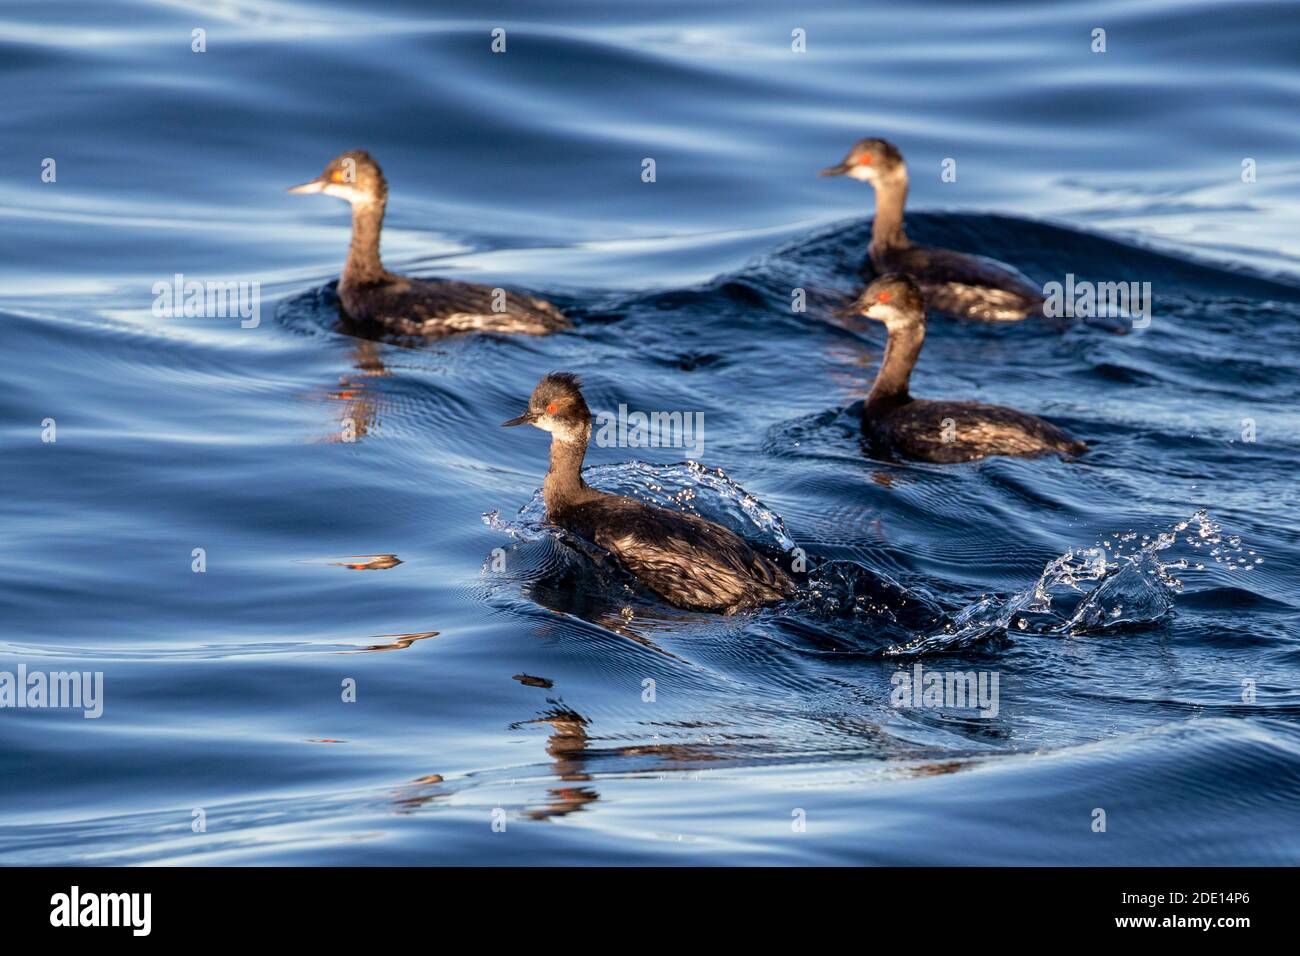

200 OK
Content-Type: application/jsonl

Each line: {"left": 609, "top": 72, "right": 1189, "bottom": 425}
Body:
{"left": 509, "top": 701, "right": 742, "bottom": 821}
{"left": 353, "top": 629, "right": 438, "bottom": 653}
{"left": 901, "top": 760, "right": 966, "bottom": 779}
{"left": 392, "top": 676, "right": 739, "bottom": 821}
{"left": 330, "top": 553, "right": 403, "bottom": 571}
{"left": 512, "top": 673, "right": 554, "bottom": 688}
{"left": 387, "top": 703, "right": 598, "bottom": 818}
{"left": 316, "top": 338, "right": 390, "bottom": 444}
{"left": 511, "top": 706, "right": 601, "bottom": 820}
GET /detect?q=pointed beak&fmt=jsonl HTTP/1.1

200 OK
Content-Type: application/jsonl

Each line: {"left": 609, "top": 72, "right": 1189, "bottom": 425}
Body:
{"left": 819, "top": 160, "right": 851, "bottom": 177}
{"left": 287, "top": 179, "right": 325, "bottom": 194}
{"left": 833, "top": 303, "right": 860, "bottom": 319}
{"left": 501, "top": 411, "right": 536, "bottom": 427}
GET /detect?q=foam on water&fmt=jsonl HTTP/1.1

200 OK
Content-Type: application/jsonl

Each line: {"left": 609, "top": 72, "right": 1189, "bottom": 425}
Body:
{"left": 887, "top": 510, "right": 1254, "bottom": 656}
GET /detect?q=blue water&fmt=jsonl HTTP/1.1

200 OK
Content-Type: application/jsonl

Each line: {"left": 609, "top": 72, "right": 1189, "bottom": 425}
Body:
{"left": 2, "top": 0, "right": 1299, "bottom": 864}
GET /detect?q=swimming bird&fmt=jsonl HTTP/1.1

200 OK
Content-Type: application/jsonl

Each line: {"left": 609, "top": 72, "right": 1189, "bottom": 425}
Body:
{"left": 502, "top": 373, "right": 794, "bottom": 613}
{"left": 289, "top": 150, "right": 567, "bottom": 336}
{"left": 821, "top": 138, "right": 1045, "bottom": 322}
{"left": 844, "top": 274, "right": 1086, "bottom": 462}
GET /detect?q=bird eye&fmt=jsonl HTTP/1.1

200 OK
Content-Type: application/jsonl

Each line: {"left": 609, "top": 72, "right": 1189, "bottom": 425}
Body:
{"left": 877, "top": 292, "right": 891, "bottom": 303}
{"left": 546, "top": 402, "right": 557, "bottom": 414}
{"left": 857, "top": 154, "right": 873, "bottom": 166}
{"left": 330, "top": 169, "right": 347, "bottom": 183}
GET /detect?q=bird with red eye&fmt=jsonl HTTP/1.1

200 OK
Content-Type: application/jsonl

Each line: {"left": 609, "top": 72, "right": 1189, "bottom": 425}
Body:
{"left": 838, "top": 273, "right": 1088, "bottom": 463}
{"left": 820, "top": 136, "right": 1069, "bottom": 325}
{"left": 819, "top": 137, "right": 895, "bottom": 181}
{"left": 287, "top": 150, "right": 569, "bottom": 337}
{"left": 500, "top": 372, "right": 796, "bottom": 614}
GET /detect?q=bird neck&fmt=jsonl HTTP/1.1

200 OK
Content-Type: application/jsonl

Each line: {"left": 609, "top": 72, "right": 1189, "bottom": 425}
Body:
{"left": 869, "top": 171, "right": 910, "bottom": 255}
{"left": 544, "top": 424, "right": 594, "bottom": 513}
{"left": 343, "top": 197, "right": 386, "bottom": 285}
{"left": 867, "top": 318, "right": 924, "bottom": 409}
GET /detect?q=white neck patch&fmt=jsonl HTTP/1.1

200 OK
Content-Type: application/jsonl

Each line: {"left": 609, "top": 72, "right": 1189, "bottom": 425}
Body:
{"left": 536, "top": 416, "right": 588, "bottom": 446}
{"left": 867, "top": 302, "right": 919, "bottom": 329}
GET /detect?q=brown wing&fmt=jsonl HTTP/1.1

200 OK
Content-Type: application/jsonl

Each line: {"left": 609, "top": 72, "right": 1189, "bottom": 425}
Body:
{"left": 561, "top": 496, "right": 793, "bottom": 613}
{"left": 344, "top": 275, "right": 568, "bottom": 335}
{"left": 876, "top": 246, "right": 1043, "bottom": 321}
{"left": 871, "top": 400, "right": 1085, "bottom": 462}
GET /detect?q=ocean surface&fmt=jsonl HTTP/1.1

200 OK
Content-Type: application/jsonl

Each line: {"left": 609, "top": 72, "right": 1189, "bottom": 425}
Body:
{"left": 2, "top": 0, "right": 1298, "bottom": 865}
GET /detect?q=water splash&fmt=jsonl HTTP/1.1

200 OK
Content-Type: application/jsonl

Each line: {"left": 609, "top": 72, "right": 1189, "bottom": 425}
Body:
{"left": 484, "top": 460, "right": 795, "bottom": 551}
{"left": 886, "top": 510, "right": 1251, "bottom": 656}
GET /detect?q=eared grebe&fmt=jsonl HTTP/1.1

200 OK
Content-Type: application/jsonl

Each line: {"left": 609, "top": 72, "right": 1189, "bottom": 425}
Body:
{"left": 502, "top": 373, "right": 794, "bottom": 613}
{"left": 845, "top": 275, "right": 1086, "bottom": 462}
{"left": 289, "top": 151, "right": 567, "bottom": 336}
{"left": 821, "top": 138, "right": 1045, "bottom": 322}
